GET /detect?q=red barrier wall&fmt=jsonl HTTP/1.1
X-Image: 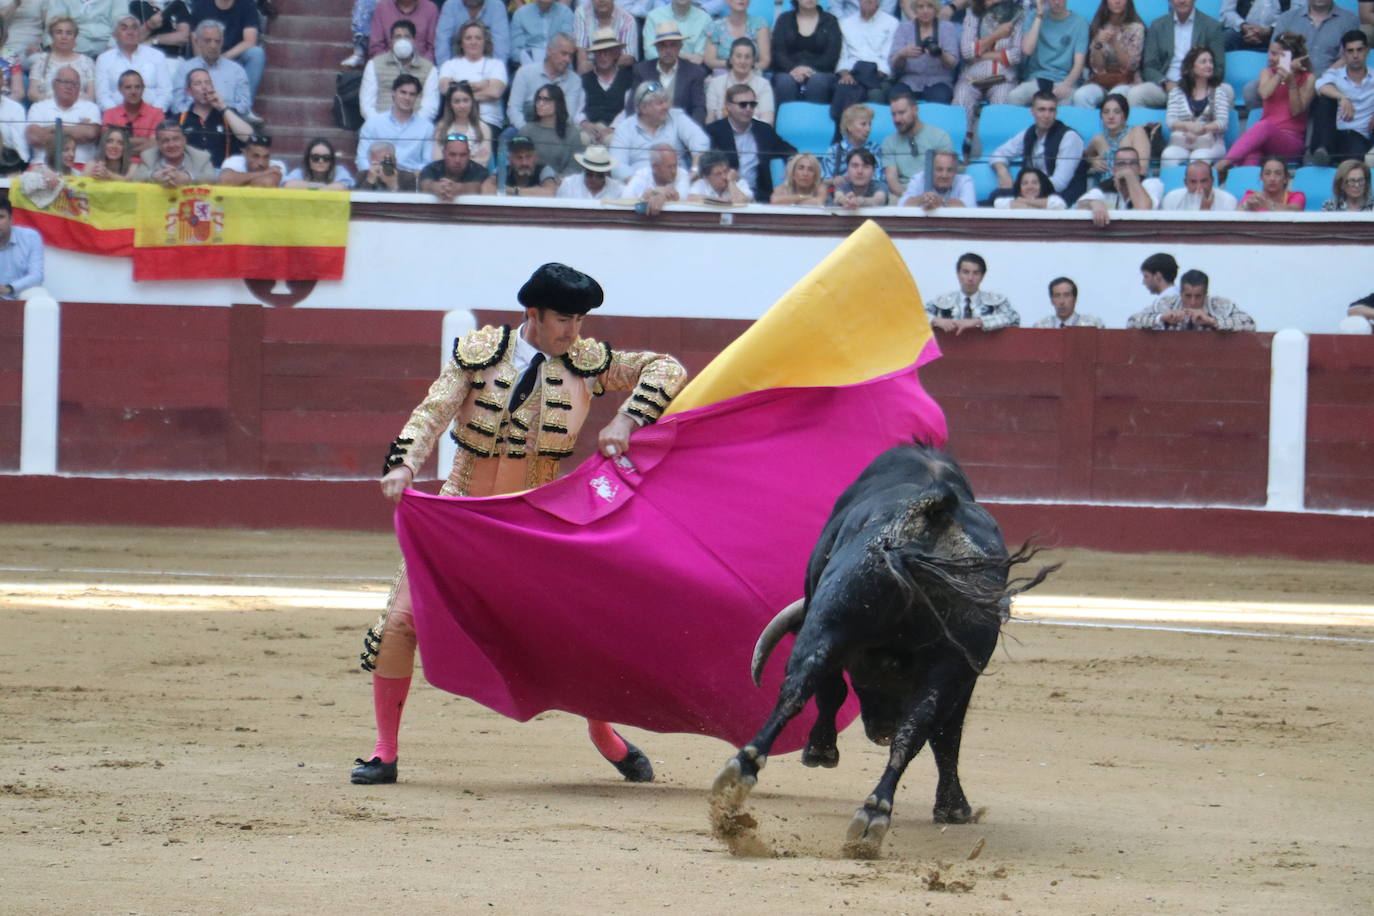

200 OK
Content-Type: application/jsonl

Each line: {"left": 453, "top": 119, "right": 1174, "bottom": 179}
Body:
{"left": 0, "top": 301, "right": 20, "bottom": 471}
{"left": 1306, "top": 335, "right": 1374, "bottom": 511}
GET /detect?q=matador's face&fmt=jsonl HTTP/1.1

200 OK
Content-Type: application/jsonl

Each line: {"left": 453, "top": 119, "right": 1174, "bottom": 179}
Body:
{"left": 526, "top": 308, "right": 584, "bottom": 356}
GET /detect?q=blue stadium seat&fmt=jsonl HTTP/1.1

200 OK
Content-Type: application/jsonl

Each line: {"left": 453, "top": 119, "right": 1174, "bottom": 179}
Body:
{"left": 976, "top": 104, "right": 1034, "bottom": 157}
{"left": 965, "top": 161, "right": 998, "bottom": 203}
{"left": 1224, "top": 106, "right": 1241, "bottom": 146}
{"left": 770, "top": 157, "right": 786, "bottom": 191}
{"left": 1291, "top": 166, "right": 1335, "bottom": 211}
{"left": 916, "top": 102, "right": 969, "bottom": 146}
{"left": 869, "top": 104, "right": 895, "bottom": 147}
{"left": 1066, "top": 0, "right": 1102, "bottom": 20}
{"left": 1055, "top": 104, "right": 1101, "bottom": 142}
{"left": 1224, "top": 50, "right": 1267, "bottom": 103}
{"left": 1194, "top": 0, "right": 1222, "bottom": 18}
{"left": 1134, "top": 0, "right": 1169, "bottom": 24}
{"left": 775, "top": 102, "right": 834, "bottom": 155}
{"left": 1245, "top": 107, "right": 1262, "bottom": 131}
{"left": 1158, "top": 165, "right": 1189, "bottom": 193}
{"left": 1332, "top": 0, "right": 1358, "bottom": 12}
{"left": 1126, "top": 106, "right": 1169, "bottom": 143}
{"left": 748, "top": 0, "right": 778, "bottom": 27}
{"left": 1223, "top": 164, "right": 1261, "bottom": 198}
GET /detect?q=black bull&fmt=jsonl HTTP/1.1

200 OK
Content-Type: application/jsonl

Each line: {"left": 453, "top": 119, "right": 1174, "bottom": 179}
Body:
{"left": 710, "top": 443, "right": 1056, "bottom": 854}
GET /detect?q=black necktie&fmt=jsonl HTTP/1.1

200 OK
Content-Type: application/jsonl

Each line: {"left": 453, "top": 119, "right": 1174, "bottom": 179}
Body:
{"left": 963, "top": 296, "right": 973, "bottom": 319}
{"left": 509, "top": 353, "right": 545, "bottom": 412}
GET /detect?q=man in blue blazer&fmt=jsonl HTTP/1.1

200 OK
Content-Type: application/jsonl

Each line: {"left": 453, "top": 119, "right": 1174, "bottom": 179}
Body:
{"left": 1128, "top": 0, "right": 1226, "bottom": 109}
{"left": 704, "top": 83, "right": 797, "bottom": 203}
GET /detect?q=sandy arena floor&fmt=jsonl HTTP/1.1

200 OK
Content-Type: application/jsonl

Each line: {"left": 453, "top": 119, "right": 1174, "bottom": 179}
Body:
{"left": 2, "top": 524, "right": 1372, "bottom": 915}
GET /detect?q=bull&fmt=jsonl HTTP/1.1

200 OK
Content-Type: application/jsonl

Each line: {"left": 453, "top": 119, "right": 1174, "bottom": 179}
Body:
{"left": 710, "top": 443, "right": 1055, "bottom": 856}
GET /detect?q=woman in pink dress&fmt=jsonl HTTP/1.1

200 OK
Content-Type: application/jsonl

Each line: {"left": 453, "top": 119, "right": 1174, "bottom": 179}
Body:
{"left": 1215, "top": 33, "right": 1314, "bottom": 180}
{"left": 1240, "top": 155, "right": 1306, "bottom": 211}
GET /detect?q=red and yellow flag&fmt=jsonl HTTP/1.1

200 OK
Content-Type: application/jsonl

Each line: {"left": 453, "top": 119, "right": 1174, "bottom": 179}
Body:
{"left": 11, "top": 178, "right": 138, "bottom": 257}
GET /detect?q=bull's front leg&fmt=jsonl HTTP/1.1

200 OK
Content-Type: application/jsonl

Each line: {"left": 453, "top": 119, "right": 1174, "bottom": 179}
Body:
{"left": 801, "top": 670, "right": 847, "bottom": 769}
{"left": 929, "top": 680, "right": 977, "bottom": 824}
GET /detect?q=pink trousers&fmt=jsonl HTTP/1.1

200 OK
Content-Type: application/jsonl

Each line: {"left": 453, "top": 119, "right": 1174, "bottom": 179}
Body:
{"left": 1224, "top": 120, "right": 1307, "bottom": 166}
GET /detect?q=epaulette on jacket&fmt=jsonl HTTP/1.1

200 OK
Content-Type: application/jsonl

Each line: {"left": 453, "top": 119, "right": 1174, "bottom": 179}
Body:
{"left": 453, "top": 325, "right": 512, "bottom": 370}
{"left": 562, "top": 337, "right": 612, "bottom": 377}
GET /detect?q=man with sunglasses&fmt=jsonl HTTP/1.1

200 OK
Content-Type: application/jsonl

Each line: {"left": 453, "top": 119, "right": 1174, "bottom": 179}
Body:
{"left": 703, "top": 84, "right": 795, "bottom": 203}
{"left": 420, "top": 132, "right": 489, "bottom": 201}
{"left": 218, "top": 133, "right": 285, "bottom": 187}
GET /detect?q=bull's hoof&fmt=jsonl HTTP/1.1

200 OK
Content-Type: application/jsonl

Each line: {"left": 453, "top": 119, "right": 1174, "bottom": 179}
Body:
{"left": 933, "top": 801, "right": 974, "bottom": 824}
{"left": 710, "top": 756, "right": 757, "bottom": 804}
{"left": 801, "top": 743, "right": 839, "bottom": 768}
{"left": 842, "top": 798, "right": 892, "bottom": 859}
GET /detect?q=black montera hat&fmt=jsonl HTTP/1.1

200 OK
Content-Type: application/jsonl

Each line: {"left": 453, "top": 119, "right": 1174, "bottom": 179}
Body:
{"left": 517, "top": 263, "right": 604, "bottom": 314}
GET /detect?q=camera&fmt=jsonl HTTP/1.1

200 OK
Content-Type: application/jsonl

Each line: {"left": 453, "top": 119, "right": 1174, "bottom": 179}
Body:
{"left": 919, "top": 34, "right": 941, "bottom": 54}
{"left": 382, "top": 156, "right": 395, "bottom": 176}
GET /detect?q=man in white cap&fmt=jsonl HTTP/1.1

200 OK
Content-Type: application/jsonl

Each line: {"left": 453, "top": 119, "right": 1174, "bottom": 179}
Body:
{"left": 642, "top": 0, "right": 710, "bottom": 63}
{"left": 581, "top": 28, "right": 636, "bottom": 144}
{"left": 353, "top": 263, "right": 688, "bottom": 788}
{"left": 629, "top": 21, "right": 708, "bottom": 124}
{"left": 556, "top": 145, "right": 626, "bottom": 199}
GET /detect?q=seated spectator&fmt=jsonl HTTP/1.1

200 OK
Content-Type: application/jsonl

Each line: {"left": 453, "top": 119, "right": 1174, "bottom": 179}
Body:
{"left": 1076, "top": 145, "right": 1160, "bottom": 223}
{"left": 433, "top": 81, "right": 493, "bottom": 166}
{"left": 630, "top": 23, "right": 709, "bottom": 125}
{"left": 1161, "top": 46, "right": 1233, "bottom": 166}
{"left": 512, "top": 0, "right": 574, "bottom": 69}
{"left": 1215, "top": 33, "right": 1313, "bottom": 177}
{"left": 1221, "top": 0, "right": 1282, "bottom": 52}
{"left": 1348, "top": 291, "right": 1374, "bottom": 325}
{"left": 574, "top": 0, "right": 639, "bottom": 73}
{"left": 343, "top": 0, "right": 379, "bottom": 68}
{"left": 438, "top": 21, "right": 506, "bottom": 128}
{"left": 1008, "top": 0, "right": 1089, "bottom": 107}
{"left": 829, "top": 147, "right": 889, "bottom": 206}
{"left": 102, "top": 70, "right": 166, "bottom": 156}
{"left": 179, "top": 67, "right": 253, "bottom": 169}
{"left": 582, "top": 29, "right": 636, "bottom": 145}
{"left": 521, "top": 83, "right": 584, "bottom": 176}
{"left": 27, "top": 66, "right": 102, "bottom": 166}
{"left": 889, "top": 0, "right": 959, "bottom": 105}
{"left": 370, "top": 0, "right": 439, "bottom": 63}
{"left": 1033, "top": 277, "right": 1106, "bottom": 327}
{"left": 85, "top": 126, "right": 135, "bottom": 180}
{"left": 706, "top": 0, "right": 771, "bottom": 71}
{"left": 189, "top": 0, "right": 264, "bottom": 112}
{"left": 953, "top": 0, "right": 1027, "bottom": 122}
{"left": 1134, "top": 0, "right": 1226, "bottom": 109}
{"left": 1083, "top": 93, "right": 1152, "bottom": 184}
{"left": 284, "top": 137, "right": 355, "bottom": 190}
{"left": 0, "top": 22, "right": 23, "bottom": 101}
{"left": 926, "top": 252, "right": 1020, "bottom": 333}
{"left": 172, "top": 21, "right": 251, "bottom": 117}
{"left": 136, "top": 0, "right": 196, "bottom": 59}
{"left": 4, "top": 2, "right": 46, "bottom": 72}
{"left": 364, "top": 19, "right": 441, "bottom": 124}
{"left": 771, "top": 0, "right": 842, "bottom": 105}
{"left": 47, "top": 0, "right": 122, "bottom": 57}
{"left": 706, "top": 38, "right": 776, "bottom": 124}
{"left": 1240, "top": 154, "right": 1305, "bottom": 209}
{"left": 0, "top": 89, "right": 29, "bottom": 165}
{"left": 1261, "top": 0, "right": 1359, "bottom": 112}
{"left": 355, "top": 141, "right": 421, "bottom": 192}
{"left": 1139, "top": 251, "right": 1179, "bottom": 304}
{"left": 129, "top": 120, "right": 217, "bottom": 185}
{"left": 989, "top": 91, "right": 1087, "bottom": 202}
{"left": 1128, "top": 267, "right": 1255, "bottom": 330}
{"left": 420, "top": 133, "right": 489, "bottom": 200}
{"left": 0, "top": 198, "right": 44, "bottom": 300}
{"left": 704, "top": 83, "right": 794, "bottom": 202}
{"left": 508, "top": 32, "right": 586, "bottom": 132}
{"left": 218, "top": 133, "right": 284, "bottom": 187}
{"left": 625, "top": 142, "right": 691, "bottom": 214}
{"left": 357, "top": 74, "right": 435, "bottom": 174}
{"left": 822, "top": 102, "right": 883, "bottom": 181}
{"left": 1311, "top": 30, "right": 1374, "bottom": 165}
{"left": 1160, "top": 160, "right": 1239, "bottom": 209}
{"left": 994, "top": 165, "right": 1068, "bottom": 208}
{"left": 1322, "top": 158, "right": 1373, "bottom": 209}
{"left": 688, "top": 148, "right": 753, "bottom": 203}
{"left": 832, "top": 0, "right": 900, "bottom": 114}
{"left": 29, "top": 17, "right": 96, "bottom": 104}
{"left": 771, "top": 152, "right": 829, "bottom": 204}
{"left": 1073, "top": 0, "right": 1145, "bottom": 109}
{"left": 95, "top": 14, "right": 172, "bottom": 112}
{"left": 489, "top": 134, "right": 559, "bottom": 195}
{"left": 555, "top": 144, "right": 626, "bottom": 199}
{"left": 437, "top": 0, "right": 510, "bottom": 67}
{"left": 643, "top": 0, "right": 710, "bottom": 65}
{"left": 880, "top": 90, "right": 954, "bottom": 194}
{"left": 898, "top": 149, "right": 976, "bottom": 207}
{"left": 609, "top": 82, "right": 708, "bottom": 180}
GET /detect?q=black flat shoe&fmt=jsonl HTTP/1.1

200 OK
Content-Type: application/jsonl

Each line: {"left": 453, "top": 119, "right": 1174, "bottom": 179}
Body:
{"left": 351, "top": 756, "right": 397, "bottom": 784}
{"left": 608, "top": 736, "right": 654, "bottom": 783}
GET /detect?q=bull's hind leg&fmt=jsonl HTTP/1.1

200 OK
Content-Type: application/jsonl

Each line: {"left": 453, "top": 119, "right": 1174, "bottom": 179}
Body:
{"left": 930, "top": 681, "right": 977, "bottom": 824}
{"left": 801, "top": 671, "right": 847, "bottom": 769}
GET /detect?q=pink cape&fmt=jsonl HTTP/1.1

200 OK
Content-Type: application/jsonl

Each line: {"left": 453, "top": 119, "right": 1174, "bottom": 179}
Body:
{"left": 398, "top": 356, "right": 947, "bottom": 752}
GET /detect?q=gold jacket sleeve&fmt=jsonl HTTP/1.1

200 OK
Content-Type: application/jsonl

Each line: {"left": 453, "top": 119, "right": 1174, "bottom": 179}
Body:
{"left": 385, "top": 359, "right": 472, "bottom": 477}
{"left": 600, "top": 350, "right": 689, "bottom": 424}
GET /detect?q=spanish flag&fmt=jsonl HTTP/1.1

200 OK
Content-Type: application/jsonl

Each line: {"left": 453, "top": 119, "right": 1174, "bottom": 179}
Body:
{"left": 132, "top": 185, "right": 350, "bottom": 281}
{"left": 11, "top": 178, "right": 138, "bottom": 257}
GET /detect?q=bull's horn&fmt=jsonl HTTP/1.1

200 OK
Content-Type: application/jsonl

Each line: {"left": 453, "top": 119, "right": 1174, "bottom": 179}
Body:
{"left": 750, "top": 598, "right": 806, "bottom": 688}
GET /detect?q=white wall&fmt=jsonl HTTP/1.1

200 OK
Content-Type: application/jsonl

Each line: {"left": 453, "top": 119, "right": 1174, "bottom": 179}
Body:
{"left": 34, "top": 198, "right": 1374, "bottom": 334}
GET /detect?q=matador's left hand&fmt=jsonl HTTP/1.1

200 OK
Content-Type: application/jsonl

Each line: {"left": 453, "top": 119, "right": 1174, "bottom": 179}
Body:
{"left": 598, "top": 412, "right": 638, "bottom": 458}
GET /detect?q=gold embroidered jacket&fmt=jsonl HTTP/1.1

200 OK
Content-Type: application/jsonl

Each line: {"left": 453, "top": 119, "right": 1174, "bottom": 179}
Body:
{"left": 382, "top": 325, "right": 688, "bottom": 496}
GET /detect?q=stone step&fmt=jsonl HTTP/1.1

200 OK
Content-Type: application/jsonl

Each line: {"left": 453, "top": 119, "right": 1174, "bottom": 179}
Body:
{"left": 260, "top": 68, "right": 335, "bottom": 97}
{"left": 268, "top": 37, "right": 356, "bottom": 70}
{"left": 269, "top": 13, "right": 352, "bottom": 42}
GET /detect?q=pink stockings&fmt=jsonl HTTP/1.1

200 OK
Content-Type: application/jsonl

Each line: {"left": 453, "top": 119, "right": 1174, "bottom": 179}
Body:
{"left": 1225, "top": 120, "right": 1306, "bottom": 166}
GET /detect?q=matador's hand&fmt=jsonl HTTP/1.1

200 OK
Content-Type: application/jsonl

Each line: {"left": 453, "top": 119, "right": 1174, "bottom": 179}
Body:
{"left": 381, "top": 465, "right": 413, "bottom": 504}
{"left": 598, "top": 412, "right": 638, "bottom": 458}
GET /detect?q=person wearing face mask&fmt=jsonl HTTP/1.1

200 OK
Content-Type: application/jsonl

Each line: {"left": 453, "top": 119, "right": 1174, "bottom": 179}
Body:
{"left": 361, "top": 19, "right": 441, "bottom": 122}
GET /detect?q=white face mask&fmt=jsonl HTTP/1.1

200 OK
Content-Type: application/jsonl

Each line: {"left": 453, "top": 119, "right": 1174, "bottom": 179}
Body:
{"left": 392, "top": 38, "right": 414, "bottom": 60}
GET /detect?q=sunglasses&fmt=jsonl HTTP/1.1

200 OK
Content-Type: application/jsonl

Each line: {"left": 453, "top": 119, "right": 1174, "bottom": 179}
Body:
{"left": 732, "top": 99, "right": 758, "bottom": 108}
{"left": 309, "top": 152, "right": 334, "bottom": 162}
{"left": 446, "top": 133, "right": 469, "bottom": 142}
{"left": 248, "top": 134, "right": 271, "bottom": 146}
